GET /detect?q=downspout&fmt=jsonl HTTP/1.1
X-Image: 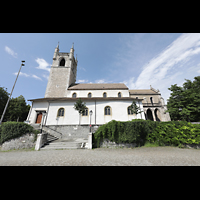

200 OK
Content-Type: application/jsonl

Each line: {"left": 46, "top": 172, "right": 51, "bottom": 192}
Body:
{"left": 95, "top": 100, "right": 96, "bottom": 125}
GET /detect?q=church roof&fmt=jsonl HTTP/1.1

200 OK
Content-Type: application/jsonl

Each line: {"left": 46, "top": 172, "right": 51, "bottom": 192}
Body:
{"left": 68, "top": 83, "right": 128, "bottom": 90}
{"left": 129, "top": 89, "right": 160, "bottom": 95}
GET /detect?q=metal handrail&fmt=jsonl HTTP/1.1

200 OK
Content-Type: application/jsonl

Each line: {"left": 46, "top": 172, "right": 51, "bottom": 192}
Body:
{"left": 42, "top": 125, "right": 63, "bottom": 138}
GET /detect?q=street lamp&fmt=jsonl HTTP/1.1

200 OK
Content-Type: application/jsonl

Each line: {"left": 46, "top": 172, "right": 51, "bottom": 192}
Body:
{"left": 89, "top": 110, "right": 93, "bottom": 132}
{"left": 0, "top": 61, "right": 25, "bottom": 125}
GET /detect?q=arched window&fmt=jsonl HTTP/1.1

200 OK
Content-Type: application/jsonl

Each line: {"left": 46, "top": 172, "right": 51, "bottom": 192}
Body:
{"left": 72, "top": 93, "right": 77, "bottom": 98}
{"left": 60, "top": 58, "right": 65, "bottom": 66}
{"left": 82, "top": 107, "right": 88, "bottom": 116}
{"left": 150, "top": 97, "right": 153, "bottom": 105}
{"left": 103, "top": 92, "right": 107, "bottom": 98}
{"left": 105, "top": 106, "right": 111, "bottom": 115}
{"left": 57, "top": 108, "right": 64, "bottom": 117}
{"left": 88, "top": 93, "right": 92, "bottom": 98}
{"left": 127, "top": 106, "right": 133, "bottom": 115}
{"left": 118, "top": 92, "right": 122, "bottom": 98}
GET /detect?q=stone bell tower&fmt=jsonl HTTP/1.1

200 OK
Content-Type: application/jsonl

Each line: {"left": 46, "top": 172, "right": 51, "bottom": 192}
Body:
{"left": 45, "top": 43, "right": 78, "bottom": 98}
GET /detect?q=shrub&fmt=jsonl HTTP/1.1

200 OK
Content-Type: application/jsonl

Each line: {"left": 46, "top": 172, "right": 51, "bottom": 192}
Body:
{"left": 93, "top": 120, "right": 200, "bottom": 148}
{"left": 94, "top": 119, "right": 155, "bottom": 147}
{"left": 147, "top": 121, "right": 200, "bottom": 146}
{"left": 0, "top": 122, "right": 35, "bottom": 144}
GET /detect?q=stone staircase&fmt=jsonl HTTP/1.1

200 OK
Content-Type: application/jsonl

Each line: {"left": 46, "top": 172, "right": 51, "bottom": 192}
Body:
{"left": 40, "top": 138, "right": 88, "bottom": 150}
{"left": 31, "top": 124, "right": 89, "bottom": 150}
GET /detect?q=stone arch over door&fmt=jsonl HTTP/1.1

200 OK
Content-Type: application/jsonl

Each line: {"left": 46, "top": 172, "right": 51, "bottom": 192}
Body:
{"left": 147, "top": 109, "right": 154, "bottom": 121}
{"left": 154, "top": 108, "right": 161, "bottom": 121}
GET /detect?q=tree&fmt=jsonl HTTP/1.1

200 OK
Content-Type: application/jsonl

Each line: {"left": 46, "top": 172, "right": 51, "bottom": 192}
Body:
{"left": 6, "top": 95, "right": 30, "bottom": 122}
{"left": 167, "top": 76, "right": 200, "bottom": 122}
{"left": 0, "top": 86, "right": 30, "bottom": 122}
{"left": 73, "top": 98, "right": 86, "bottom": 125}
{"left": 130, "top": 100, "right": 143, "bottom": 119}
{"left": 0, "top": 86, "right": 9, "bottom": 119}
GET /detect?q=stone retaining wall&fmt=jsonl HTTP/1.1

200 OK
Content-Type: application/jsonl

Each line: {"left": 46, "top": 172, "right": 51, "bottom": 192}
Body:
{"left": 100, "top": 138, "right": 137, "bottom": 148}
{"left": 1, "top": 133, "right": 35, "bottom": 151}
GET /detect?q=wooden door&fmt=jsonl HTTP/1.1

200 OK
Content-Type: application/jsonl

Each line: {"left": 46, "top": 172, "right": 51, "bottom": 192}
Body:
{"left": 36, "top": 112, "right": 43, "bottom": 124}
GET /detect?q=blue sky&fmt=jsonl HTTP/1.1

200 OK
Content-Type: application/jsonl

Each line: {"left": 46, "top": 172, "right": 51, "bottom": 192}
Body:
{"left": 1, "top": 33, "right": 200, "bottom": 105}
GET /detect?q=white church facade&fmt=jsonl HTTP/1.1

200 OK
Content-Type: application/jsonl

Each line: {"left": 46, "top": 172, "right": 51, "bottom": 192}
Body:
{"left": 26, "top": 44, "right": 170, "bottom": 128}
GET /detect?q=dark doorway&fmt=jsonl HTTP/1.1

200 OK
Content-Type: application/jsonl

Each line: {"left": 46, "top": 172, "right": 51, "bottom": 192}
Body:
{"left": 147, "top": 109, "right": 154, "bottom": 121}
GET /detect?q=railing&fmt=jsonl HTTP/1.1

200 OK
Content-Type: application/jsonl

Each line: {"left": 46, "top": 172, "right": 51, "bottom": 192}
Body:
{"left": 143, "top": 103, "right": 162, "bottom": 107}
{"left": 42, "top": 125, "right": 63, "bottom": 139}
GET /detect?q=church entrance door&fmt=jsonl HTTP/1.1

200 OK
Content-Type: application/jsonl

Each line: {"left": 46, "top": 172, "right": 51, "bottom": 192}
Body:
{"left": 36, "top": 112, "right": 43, "bottom": 124}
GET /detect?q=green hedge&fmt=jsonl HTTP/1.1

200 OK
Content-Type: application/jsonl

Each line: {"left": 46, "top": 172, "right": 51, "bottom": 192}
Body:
{"left": 0, "top": 122, "right": 35, "bottom": 144}
{"left": 93, "top": 120, "right": 200, "bottom": 148}
{"left": 147, "top": 121, "right": 200, "bottom": 147}
{"left": 94, "top": 119, "right": 158, "bottom": 147}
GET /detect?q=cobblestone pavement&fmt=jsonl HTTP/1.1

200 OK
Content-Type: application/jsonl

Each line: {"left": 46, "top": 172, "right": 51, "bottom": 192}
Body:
{"left": 0, "top": 147, "right": 200, "bottom": 166}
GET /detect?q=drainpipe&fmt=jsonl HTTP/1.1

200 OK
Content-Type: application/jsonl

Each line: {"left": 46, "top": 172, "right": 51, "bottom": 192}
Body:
{"left": 95, "top": 100, "right": 96, "bottom": 125}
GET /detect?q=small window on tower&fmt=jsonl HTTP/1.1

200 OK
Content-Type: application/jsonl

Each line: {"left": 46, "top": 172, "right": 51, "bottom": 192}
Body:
{"left": 60, "top": 58, "right": 65, "bottom": 66}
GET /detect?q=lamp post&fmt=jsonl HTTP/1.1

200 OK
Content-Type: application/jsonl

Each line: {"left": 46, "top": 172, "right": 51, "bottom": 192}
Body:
{"left": 89, "top": 110, "right": 93, "bottom": 132}
{"left": 0, "top": 61, "right": 25, "bottom": 125}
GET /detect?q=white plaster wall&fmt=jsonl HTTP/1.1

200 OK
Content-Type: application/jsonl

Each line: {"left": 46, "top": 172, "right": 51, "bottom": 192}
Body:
{"left": 28, "top": 102, "right": 48, "bottom": 124}
{"left": 66, "top": 89, "right": 130, "bottom": 98}
{"left": 44, "top": 100, "right": 145, "bottom": 125}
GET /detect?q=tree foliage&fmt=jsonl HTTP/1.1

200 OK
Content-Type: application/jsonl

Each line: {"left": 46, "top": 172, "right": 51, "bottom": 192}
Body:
{"left": 0, "top": 86, "right": 30, "bottom": 122}
{"left": 73, "top": 98, "right": 86, "bottom": 125}
{"left": 167, "top": 76, "right": 200, "bottom": 122}
{"left": 130, "top": 100, "right": 143, "bottom": 119}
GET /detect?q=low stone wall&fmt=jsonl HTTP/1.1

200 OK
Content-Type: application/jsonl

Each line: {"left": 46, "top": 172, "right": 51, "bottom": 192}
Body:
{"left": 183, "top": 143, "right": 200, "bottom": 149}
{"left": 1, "top": 133, "right": 35, "bottom": 151}
{"left": 100, "top": 138, "right": 137, "bottom": 149}
{"left": 44, "top": 125, "right": 95, "bottom": 139}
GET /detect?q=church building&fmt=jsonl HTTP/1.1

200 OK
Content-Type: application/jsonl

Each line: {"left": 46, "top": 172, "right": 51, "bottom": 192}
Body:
{"left": 26, "top": 44, "right": 170, "bottom": 131}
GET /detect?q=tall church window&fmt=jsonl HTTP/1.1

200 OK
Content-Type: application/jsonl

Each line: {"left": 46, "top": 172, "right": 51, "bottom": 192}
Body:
{"left": 103, "top": 92, "right": 107, "bottom": 98}
{"left": 105, "top": 106, "right": 111, "bottom": 115}
{"left": 57, "top": 108, "right": 65, "bottom": 117}
{"left": 82, "top": 107, "right": 88, "bottom": 116}
{"left": 88, "top": 93, "right": 92, "bottom": 98}
{"left": 118, "top": 92, "right": 122, "bottom": 97}
{"left": 60, "top": 58, "right": 65, "bottom": 66}
{"left": 72, "top": 93, "right": 77, "bottom": 98}
{"left": 150, "top": 97, "right": 153, "bottom": 105}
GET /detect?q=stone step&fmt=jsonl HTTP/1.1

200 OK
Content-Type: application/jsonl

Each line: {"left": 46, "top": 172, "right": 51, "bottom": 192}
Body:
{"left": 40, "top": 139, "right": 87, "bottom": 150}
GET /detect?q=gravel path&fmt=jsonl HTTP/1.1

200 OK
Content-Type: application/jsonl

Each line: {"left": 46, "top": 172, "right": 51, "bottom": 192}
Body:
{"left": 0, "top": 147, "right": 200, "bottom": 166}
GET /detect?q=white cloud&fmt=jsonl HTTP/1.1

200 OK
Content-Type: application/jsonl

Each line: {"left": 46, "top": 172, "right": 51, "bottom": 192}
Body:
{"left": 13, "top": 72, "right": 42, "bottom": 81}
{"left": 124, "top": 33, "right": 200, "bottom": 102}
{"left": 95, "top": 79, "right": 106, "bottom": 83}
{"left": 78, "top": 66, "right": 86, "bottom": 71}
{"left": 32, "top": 75, "right": 42, "bottom": 81}
{"left": 42, "top": 74, "right": 49, "bottom": 80}
{"left": 5, "top": 46, "right": 17, "bottom": 58}
{"left": 13, "top": 72, "right": 30, "bottom": 77}
{"left": 35, "top": 58, "right": 51, "bottom": 72}
{"left": 77, "top": 79, "right": 88, "bottom": 83}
